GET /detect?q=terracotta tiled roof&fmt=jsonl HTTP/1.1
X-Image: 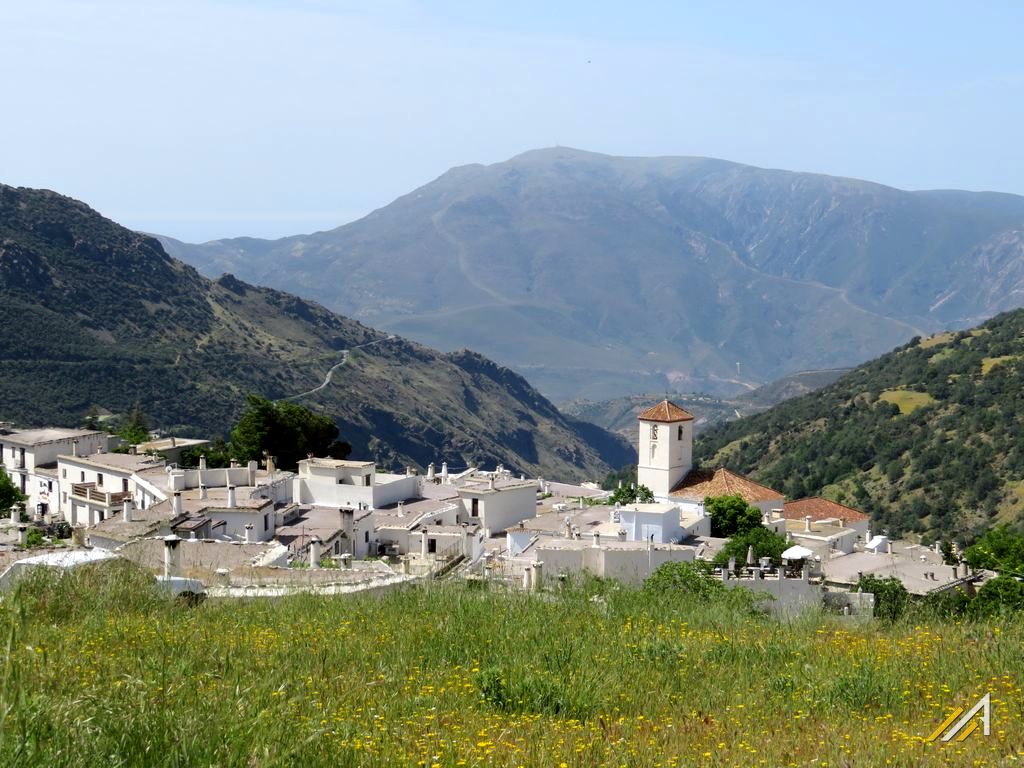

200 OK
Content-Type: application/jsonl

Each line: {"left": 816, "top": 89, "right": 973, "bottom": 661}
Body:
{"left": 783, "top": 497, "right": 869, "bottom": 523}
{"left": 670, "top": 468, "right": 783, "bottom": 503}
{"left": 637, "top": 400, "right": 694, "bottom": 423}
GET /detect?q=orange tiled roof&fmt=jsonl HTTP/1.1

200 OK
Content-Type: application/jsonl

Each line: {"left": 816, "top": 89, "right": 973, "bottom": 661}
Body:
{"left": 783, "top": 497, "right": 869, "bottom": 523}
{"left": 637, "top": 399, "right": 694, "bottom": 423}
{"left": 670, "top": 467, "right": 783, "bottom": 503}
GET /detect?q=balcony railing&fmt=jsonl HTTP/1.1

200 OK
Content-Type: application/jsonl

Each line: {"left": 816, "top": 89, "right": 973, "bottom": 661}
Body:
{"left": 71, "top": 483, "right": 132, "bottom": 507}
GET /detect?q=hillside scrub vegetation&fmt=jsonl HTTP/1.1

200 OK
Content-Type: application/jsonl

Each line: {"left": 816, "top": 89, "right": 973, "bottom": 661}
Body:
{"left": 695, "top": 309, "right": 1024, "bottom": 542}
{"left": 2, "top": 565, "right": 1024, "bottom": 766}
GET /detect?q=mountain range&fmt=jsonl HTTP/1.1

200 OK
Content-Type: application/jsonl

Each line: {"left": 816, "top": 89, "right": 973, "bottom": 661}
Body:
{"left": 694, "top": 310, "right": 1024, "bottom": 540}
{"left": 0, "top": 183, "right": 632, "bottom": 481}
{"left": 162, "top": 147, "right": 1024, "bottom": 402}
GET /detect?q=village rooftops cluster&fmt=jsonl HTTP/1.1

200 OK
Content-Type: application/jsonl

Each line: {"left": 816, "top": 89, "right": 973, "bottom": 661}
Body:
{"left": 0, "top": 400, "right": 992, "bottom": 611}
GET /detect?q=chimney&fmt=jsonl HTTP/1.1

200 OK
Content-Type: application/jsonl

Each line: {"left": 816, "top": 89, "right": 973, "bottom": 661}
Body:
{"left": 170, "top": 436, "right": 177, "bottom": 448}
{"left": 123, "top": 498, "right": 134, "bottom": 523}
{"left": 532, "top": 561, "right": 544, "bottom": 591}
{"left": 17, "top": 524, "right": 28, "bottom": 547}
{"left": 340, "top": 553, "right": 352, "bottom": 570}
{"left": 71, "top": 440, "right": 79, "bottom": 457}
{"left": 227, "top": 486, "right": 237, "bottom": 507}
{"left": 441, "top": 462, "right": 449, "bottom": 482}
{"left": 592, "top": 531, "right": 601, "bottom": 549}
{"left": 247, "top": 460, "right": 257, "bottom": 485}
{"left": 172, "top": 492, "right": 183, "bottom": 516}
{"left": 934, "top": 541, "right": 942, "bottom": 555}
{"left": 267, "top": 455, "right": 276, "bottom": 474}
{"left": 397, "top": 501, "right": 405, "bottom": 517}
{"left": 128, "top": 446, "right": 137, "bottom": 455}
{"left": 488, "top": 476, "right": 495, "bottom": 491}
{"left": 163, "top": 535, "right": 181, "bottom": 578}
{"left": 405, "top": 466, "right": 412, "bottom": 477}
{"left": 426, "top": 463, "right": 435, "bottom": 481}
{"left": 617, "top": 528, "right": 627, "bottom": 541}
{"left": 230, "top": 458, "right": 239, "bottom": 469}
{"left": 840, "top": 516, "right": 847, "bottom": 528}
{"left": 10, "top": 505, "right": 19, "bottom": 524}
{"left": 199, "top": 485, "right": 208, "bottom": 500}
{"left": 804, "top": 515, "right": 812, "bottom": 532}
{"left": 243, "top": 523, "right": 253, "bottom": 544}
{"left": 309, "top": 536, "right": 322, "bottom": 569}
{"left": 523, "top": 566, "right": 532, "bottom": 591}
{"left": 887, "top": 540, "right": 893, "bottom": 555}
{"left": 199, "top": 454, "right": 207, "bottom": 471}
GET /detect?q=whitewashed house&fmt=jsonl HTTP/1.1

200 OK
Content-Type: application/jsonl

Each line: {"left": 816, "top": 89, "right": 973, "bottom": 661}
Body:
{"left": 0, "top": 427, "right": 107, "bottom": 519}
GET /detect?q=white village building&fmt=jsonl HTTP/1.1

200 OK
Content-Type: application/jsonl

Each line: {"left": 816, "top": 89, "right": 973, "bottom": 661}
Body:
{"left": 0, "top": 427, "right": 109, "bottom": 519}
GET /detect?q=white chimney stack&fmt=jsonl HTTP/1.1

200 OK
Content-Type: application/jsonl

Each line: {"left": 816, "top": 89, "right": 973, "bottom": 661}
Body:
{"left": 199, "top": 485, "right": 207, "bottom": 500}
{"left": 199, "top": 454, "right": 207, "bottom": 471}
{"left": 172, "top": 492, "right": 183, "bottom": 515}
{"left": 227, "top": 486, "right": 236, "bottom": 508}
{"left": 397, "top": 501, "right": 405, "bottom": 516}
{"left": 804, "top": 515, "right": 812, "bottom": 532}
{"left": 592, "top": 531, "right": 601, "bottom": 549}
{"left": 441, "top": 462, "right": 449, "bottom": 482}
{"left": 163, "top": 535, "right": 181, "bottom": 578}
{"left": 426, "top": 463, "right": 435, "bottom": 481}
{"left": 243, "top": 523, "right": 253, "bottom": 544}
{"left": 267, "top": 455, "right": 275, "bottom": 475}
{"left": 309, "top": 536, "right": 322, "bottom": 569}
{"left": 123, "top": 499, "right": 134, "bottom": 523}
{"left": 71, "top": 440, "right": 79, "bottom": 457}
{"left": 488, "top": 476, "right": 495, "bottom": 491}
{"left": 17, "top": 525, "right": 28, "bottom": 547}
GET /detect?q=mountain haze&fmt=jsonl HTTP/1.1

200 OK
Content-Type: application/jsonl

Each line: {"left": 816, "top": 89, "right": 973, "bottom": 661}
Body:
{"left": 0, "top": 183, "right": 632, "bottom": 480}
{"left": 162, "top": 148, "right": 1024, "bottom": 401}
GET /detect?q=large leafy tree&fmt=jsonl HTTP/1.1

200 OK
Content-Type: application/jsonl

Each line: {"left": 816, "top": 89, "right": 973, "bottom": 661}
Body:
{"left": 706, "top": 494, "right": 763, "bottom": 537}
{"left": 963, "top": 525, "right": 1024, "bottom": 576}
{"left": 0, "top": 470, "right": 26, "bottom": 515}
{"left": 712, "top": 525, "right": 788, "bottom": 567}
{"left": 229, "top": 395, "right": 351, "bottom": 471}
{"left": 609, "top": 484, "right": 654, "bottom": 505}
{"left": 117, "top": 401, "right": 150, "bottom": 445}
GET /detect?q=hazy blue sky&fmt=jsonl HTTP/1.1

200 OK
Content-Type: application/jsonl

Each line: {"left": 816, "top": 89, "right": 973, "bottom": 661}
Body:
{"left": 2, "top": 1, "right": 1023, "bottom": 242}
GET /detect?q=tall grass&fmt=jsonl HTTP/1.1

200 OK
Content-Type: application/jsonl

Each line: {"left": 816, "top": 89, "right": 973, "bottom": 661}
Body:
{"left": 0, "top": 564, "right": 1021, "bottom": 766}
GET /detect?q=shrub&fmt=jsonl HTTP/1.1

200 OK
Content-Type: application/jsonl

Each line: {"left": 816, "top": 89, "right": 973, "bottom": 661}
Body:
{"left": 857, "top": 575, "right": 909, "bottom": 622}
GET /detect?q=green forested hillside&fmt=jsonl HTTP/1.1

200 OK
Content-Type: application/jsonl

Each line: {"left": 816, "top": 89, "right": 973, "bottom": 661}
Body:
{"left": 694, "top": 310, "right": 1024, "bottom": 542}
{"left": 0, "top": 184, "right": 631, "bottom": 480}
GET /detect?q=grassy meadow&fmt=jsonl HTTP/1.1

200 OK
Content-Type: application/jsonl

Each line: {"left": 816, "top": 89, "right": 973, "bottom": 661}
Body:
{"left": 1, "top": 563, "right": 1022, "bottom": 767}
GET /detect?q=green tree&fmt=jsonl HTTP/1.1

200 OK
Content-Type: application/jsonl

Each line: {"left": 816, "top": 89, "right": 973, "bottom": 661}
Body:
{"left": 608, "top": 484, "right": 654, "bottom": 505}
{"left": 117, "top": 401, "right": 150, "bottom": 445}
{"left": 970, "top": 575, "right": 1024, "bottom": 617}
{"left": 82, "top": 405, "right": 101, "bottom": 431}
{"left": 601, "top": 465, "right": 637, "bottom": 492}
{"left": 0, "top": 471, "right": 26, "bottom": 516}
{"left": 706, "top": 494, "right": 763, "bottom": 537}
{"left": 712, "top": 525, "right": 788, "bottom": 567}
{"left": 963, "top": 525, "right": 1024, "bottom": 576}
{"left": 230, "top": 395, "right": 351, "bottom": 471}
{"left": 857, "top": 575, "right": 909, "bottom": 622}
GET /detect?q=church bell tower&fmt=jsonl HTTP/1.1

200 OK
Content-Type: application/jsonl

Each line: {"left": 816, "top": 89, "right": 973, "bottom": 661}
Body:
{"left": 636, "top": 399, "right": 694, "bottom": 499}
